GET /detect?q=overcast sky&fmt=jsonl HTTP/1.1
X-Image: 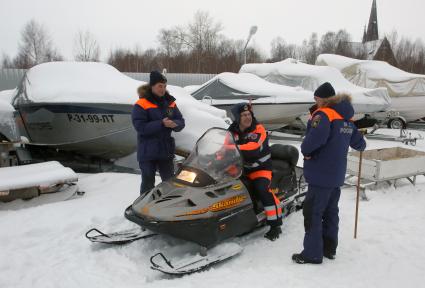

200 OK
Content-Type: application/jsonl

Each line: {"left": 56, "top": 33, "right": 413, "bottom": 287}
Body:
{"left": 0, "top": 0, "right": 422, "bottom": 61}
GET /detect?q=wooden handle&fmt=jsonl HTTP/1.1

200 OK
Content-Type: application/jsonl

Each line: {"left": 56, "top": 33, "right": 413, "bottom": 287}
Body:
{"left": 354, "top": 150, "right": 363, "bottom": 239}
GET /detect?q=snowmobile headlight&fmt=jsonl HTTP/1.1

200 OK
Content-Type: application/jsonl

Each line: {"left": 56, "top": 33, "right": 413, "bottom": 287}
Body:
{"left": 176, "top": 170, "right": 197, "bottom": 183}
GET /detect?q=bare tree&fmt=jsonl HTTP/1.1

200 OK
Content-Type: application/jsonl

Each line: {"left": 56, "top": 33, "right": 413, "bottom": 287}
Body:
{"left": 158, "top": 28, "right": 183, "bottom": 57}
{"left": 1, "top": 53, "right": 13, "bottom": 68}
{"left": 156, "top": 10, "right": 223, "bottom": 72}
{"left": 319, "top": 31, "right": 337, "bottom": 54}
{"left": 296, "top": 33, "right": 319, "bottom": 64}
{"left": 73, "top": 30, "right": 100, "bottom": 62}
{"left": 270, "top": 37, "right": 297, "bottom": 61}
{"left": 13, "top": 19, "right": 62, "bottom": 68}
{"left": 387, "top": 30, "right": 399, "bottom": 53}
{"left": 334, "top": 30, "right": 353, "bottom": 57}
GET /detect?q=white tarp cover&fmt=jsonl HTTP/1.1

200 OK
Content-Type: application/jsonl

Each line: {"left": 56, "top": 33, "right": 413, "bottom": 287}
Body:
{"left": 14, "top": 62, "right": 229, "bottom": 152}
{"left": 0, "top": 89, "right": 19, "bottom": 141}
{"left": 194, "top": 72, "right": 314, "bottom": 104}
{"left": 240, "top": 58, "right": 391, "bottom": 113}
{"left": 316, "top": 54, "right": 425, "bottom": 98}
{"left": 0, "top": 161, "right": 78, "bottom": 191}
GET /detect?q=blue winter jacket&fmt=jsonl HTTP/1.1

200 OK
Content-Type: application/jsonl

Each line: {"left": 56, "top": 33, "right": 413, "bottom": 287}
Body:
{"left": 301, "top": 96, "right": 366, "bottom": 188}
{"left": 131, "top": 88, "right": 185, "bottom": 161}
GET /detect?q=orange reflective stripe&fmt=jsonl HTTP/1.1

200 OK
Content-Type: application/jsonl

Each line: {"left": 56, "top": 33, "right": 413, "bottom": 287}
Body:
{"left": 136, "top": 98, "right": 158, "bottom": 110}
{"left": 271, "top": 193, "right": 280, "bottom": 206}
{"left": 265, "top": 209, "right": 278, "bottom": 217}
{"left": 169, "top": 102, "right": 176, "bottom": 108}
{"left": 238, "top": 142, "right": 259, "bottom": 151}
{"left": 311, "top": 107, "right": 344, "bottom": 122}
{"left": 238, "top": 125, "right": 267, "bottom": 151}
{"left": 248, "top": 170, "right": 272, "bottom": 181}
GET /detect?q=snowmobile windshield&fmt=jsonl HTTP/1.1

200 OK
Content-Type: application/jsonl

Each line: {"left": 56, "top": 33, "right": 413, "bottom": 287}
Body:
{"left": 175, "top": 128, "right": 242, "bottom": 186}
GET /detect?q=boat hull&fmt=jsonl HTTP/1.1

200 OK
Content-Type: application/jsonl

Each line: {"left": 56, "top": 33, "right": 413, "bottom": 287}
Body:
{"left": 390, "top": 96, "right": 425, "bottom": 122}
{"left": 212, "top": 102, "right": 312, "bottom": 130}
{"left": 15, "top": 103, "right": 136, "bottom": 159}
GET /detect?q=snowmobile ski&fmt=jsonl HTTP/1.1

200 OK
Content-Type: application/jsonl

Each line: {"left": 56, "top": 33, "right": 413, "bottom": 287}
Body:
{"left": 150, "top": 243, "right": 243, "bottom": 275}
{"left": 85, "top": 228, "right": 157, "bottom": 244}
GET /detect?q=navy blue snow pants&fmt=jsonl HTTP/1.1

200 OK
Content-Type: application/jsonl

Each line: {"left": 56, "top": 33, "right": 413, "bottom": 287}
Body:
{"left": 139, "top": 159, "right": 174, "bottom": 195}
{"left": 301, "top": 184, "right": 341, "bottom": 261}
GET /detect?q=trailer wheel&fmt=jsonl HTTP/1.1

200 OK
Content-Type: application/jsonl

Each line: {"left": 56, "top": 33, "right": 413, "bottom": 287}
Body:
{"left": 387, "top": 118, "right": 406, "bottom": 129}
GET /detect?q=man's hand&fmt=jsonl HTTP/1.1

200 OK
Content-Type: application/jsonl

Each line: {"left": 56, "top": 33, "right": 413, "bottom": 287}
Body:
{"left": 304, "top": 156, "right": 312, "bottom": 160}
{"left": 163, "top": 118, "right": 178, "bottom": 128}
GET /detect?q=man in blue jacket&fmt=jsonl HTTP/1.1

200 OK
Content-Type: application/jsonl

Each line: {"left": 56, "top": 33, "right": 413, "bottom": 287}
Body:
{"left": 292, "top": 82, "right": 366, "bottom": 264}
{"left": 132, "top": 71, "right": 185, "bottom": 195}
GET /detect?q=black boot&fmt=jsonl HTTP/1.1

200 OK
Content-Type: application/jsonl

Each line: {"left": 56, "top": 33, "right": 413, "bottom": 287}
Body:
{"left": 323, "top": 237, "right": 337, "bottom": 260}
{"left": 264, "top": 226, "right": 282, "bottom": 241}
{"left": 323, "top": 252, "right": 336, "bottom": 260}
{"left": 291, "top": 253, "right": 322, "bottom": 264}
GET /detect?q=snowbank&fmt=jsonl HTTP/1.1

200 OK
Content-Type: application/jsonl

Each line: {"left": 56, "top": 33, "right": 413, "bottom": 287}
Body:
{"left": 0, "top": 161, "right": 78, "bottom": 191}
{"left": 240, "top": 59, "right": 391, "bottom": 113}
{"left": 316, "top": 54, "right": 425, "bottom": 97}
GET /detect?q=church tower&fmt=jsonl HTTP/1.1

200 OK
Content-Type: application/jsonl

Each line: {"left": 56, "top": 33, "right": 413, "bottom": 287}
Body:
{"left": 364, "top": 0, "right": 379, "bottom": 43}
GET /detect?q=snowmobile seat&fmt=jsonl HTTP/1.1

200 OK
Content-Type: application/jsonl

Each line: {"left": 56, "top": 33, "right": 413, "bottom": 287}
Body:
{"left": 270, "top": 144, "right": 299, "bottom": 167}
{"left": 241, "top": 144, "right": 299, "bottom": 213}
{"left": 270, "top": 144, "right": 299, "bottom": 200}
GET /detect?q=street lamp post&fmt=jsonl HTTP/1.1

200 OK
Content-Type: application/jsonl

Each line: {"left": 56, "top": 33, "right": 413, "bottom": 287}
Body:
{"left": 244, "top": 25, "right": 258, "bottom": 64}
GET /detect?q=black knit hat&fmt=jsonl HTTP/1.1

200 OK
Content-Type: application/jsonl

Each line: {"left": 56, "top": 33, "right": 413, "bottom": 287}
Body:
{"left": 149, "top": 70, "right": 167, "bottom": 86}
{"left": 231, "top": 103, "right": 252, "bottom": 123}
{"left": 314, "top": 82, "right": 335, "bottom": 99}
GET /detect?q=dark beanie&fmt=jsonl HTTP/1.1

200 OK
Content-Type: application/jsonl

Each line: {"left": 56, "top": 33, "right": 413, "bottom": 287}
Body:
{"left": 149, "top": 70, "right": 167, "bottom": 86}
{"left": 314, "top": 82, "right": 335, "bottom": 99}
{"left": 231, "top": 102, "right": 252, "bottom": 123}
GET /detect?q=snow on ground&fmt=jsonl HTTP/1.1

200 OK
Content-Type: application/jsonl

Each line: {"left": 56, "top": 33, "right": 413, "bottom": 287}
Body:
{"left": 1, "top": 129, "right": 425, "bottom": 288}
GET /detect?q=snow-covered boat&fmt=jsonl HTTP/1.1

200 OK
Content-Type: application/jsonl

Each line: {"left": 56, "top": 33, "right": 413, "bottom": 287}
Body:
{"left": 316, "top": 54, "right": 425, "bottom": 125}
{"left": 0, "top": 89, "right": 20, "bottom": 143}
{"left": 190, "top": 72, "right": 314, "bottom": 130}
{"left": 7, "top": 62, "right": 228, "bottom": 161}
{"left": 240, "top": 58, "right": 392, "bottom": 120}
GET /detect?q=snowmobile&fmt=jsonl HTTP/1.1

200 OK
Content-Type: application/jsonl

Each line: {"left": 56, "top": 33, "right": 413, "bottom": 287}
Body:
{"left": 86, "top": 127, "right": 305, "bottom": 275}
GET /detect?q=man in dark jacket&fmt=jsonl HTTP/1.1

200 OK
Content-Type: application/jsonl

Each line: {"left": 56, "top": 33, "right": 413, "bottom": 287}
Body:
{"left": 131, "top": 71, "right": 185, "bottom": 195}
{"left": 292, "top": 82, "right": 366, "bottom": 264}
{"left": 228, "top": 103, "right": 282, "bottom": 241}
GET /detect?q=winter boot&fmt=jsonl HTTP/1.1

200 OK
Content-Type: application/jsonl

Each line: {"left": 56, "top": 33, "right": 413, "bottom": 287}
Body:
{"left": 291, "top": 253, "right": 322, "bottom": 264}
{"left": 323, "top": 252, "right": 336, "bottom": 260}
{"left": 264, "top": 226, "right": 282, "bottom": 241}
{"left": 323, "top": 237, "right": 337, "bottom": 260}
